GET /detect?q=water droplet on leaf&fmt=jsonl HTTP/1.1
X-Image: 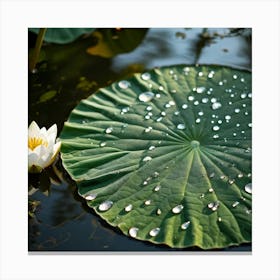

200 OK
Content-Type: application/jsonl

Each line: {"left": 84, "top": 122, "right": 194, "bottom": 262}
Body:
{"left": 143, "top": 156, "right": 152, "bottom": 162}
{"left": 172, "top": 204, "right": 184, "bottom": 214}
{"left": 118, "top": 80, "right": 131, "bottom": 89}
{"left": 129, "top": 227, "right": 139, "bottom": 238}
{"left": 141, "top": 72, "right": 151, "bottom": 80}
{"left": 177, "top": 124, "right": 185, "bottom": 130}
{"left": 245, "top": 183, "right": 252, "bottom": 194}
{"left": 99, "top": 200, "right": 113, "bottom": 211}
{"left": 139, "top": 92, "right": 155, "bottom": 102}
{"left": 149, "top": 227, "right": 160, "bottom": 237}
{"left": 181, "top": 221, "right": 190, "bottom": 230}
{"left": 125, "top": 204, "right": 133, "bottom": 212}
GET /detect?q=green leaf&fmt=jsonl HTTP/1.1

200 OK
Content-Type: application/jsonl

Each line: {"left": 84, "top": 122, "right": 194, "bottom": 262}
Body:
{"left": 60, "top": 65, "right": 252, "bottom": 249}
{"left": 29, "top": 28, "right": 95, "bottom": 44}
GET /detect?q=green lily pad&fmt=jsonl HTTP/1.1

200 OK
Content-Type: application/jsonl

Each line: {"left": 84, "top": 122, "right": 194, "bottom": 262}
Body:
{"left": 29, "top": 28, "right": 95, "bottom": 44}
{"left": 60, "top": 65, "right": 252, "bottom": 249}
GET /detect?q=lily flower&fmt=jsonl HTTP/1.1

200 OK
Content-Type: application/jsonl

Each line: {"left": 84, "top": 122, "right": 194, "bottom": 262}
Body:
{"left": 28, "top": 121, "right": 61, "bottom": 173}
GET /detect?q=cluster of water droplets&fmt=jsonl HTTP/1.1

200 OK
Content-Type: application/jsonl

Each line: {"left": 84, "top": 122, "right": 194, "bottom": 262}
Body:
{"left": 79, "top": 67, "right": 252, "bottom": 245}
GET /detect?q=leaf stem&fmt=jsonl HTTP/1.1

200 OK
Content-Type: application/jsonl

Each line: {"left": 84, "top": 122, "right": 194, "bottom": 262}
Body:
{"left": 29, "top": 28, "right": 47, "bottom": 73}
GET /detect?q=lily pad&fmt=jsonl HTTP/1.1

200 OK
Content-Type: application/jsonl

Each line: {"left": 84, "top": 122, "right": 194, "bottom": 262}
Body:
{"left": 60, "top": 65, "right": 252, "bottom": 249}
{"left": 29, "top": 28, "right": 95, "bottom": 44}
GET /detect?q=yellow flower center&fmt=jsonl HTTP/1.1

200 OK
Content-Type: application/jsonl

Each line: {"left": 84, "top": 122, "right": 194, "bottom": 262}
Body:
{"left": 28, "top": 137, "right": 48, "bottom": 150}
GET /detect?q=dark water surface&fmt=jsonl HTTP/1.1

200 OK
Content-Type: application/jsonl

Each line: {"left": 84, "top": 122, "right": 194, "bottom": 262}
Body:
{"left": 28, "top": 28, "right": 252, "bottom": 251}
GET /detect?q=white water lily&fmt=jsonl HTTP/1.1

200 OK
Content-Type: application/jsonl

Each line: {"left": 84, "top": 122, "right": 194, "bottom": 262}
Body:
{"left": 28, "top": 121, "right": 61, "bottom": 173}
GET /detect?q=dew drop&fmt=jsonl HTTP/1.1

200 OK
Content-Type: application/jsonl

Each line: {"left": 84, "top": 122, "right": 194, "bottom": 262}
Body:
{"left": 233, "top": 74, "right": 238, "bottom": 79}
{"left": 198, "top": 72, "right": 204, "bottom": 77}
{"left": 245, "top": 183, "right": 252, "bottom": 194}
{"left": 149, "top": 227, "right": 160, "bottom": 237}
{"left": 228, "top": 179, "right": 235, "bottom": 185}
{"left": 85, "top": 193, "right": 97, "bottom": 201}
{"left": 143, "top": 156, "right": 152, "bottom": 162}
{"left": 125, "top": 204, "right": 133, "bottom": 212}
{"left": 156, "top": 209, "right": 162, "bottom": 215}
{"left": 144, "top": 200, "right": 152, "bottom": 205}
{"left": 146, "top": 105, "right": 153, "bottom": 111}
{"left": 232, "top": 201, "right": 240, "bottom": 208}
{"left": 149, "top": 145, "right": 155, "bottom": 151}
{"left": 118, "top": 80, "right": 131, "bottom": 89}
{"left": 100, "top": 142, "right": 106, "bottom": 147}
{"left": 194, "top": 100, "right": 199, "bottom": 106}
{"left": 202, "top": 98, "right": 209, "bottom": 103}
{"left": 169, "top": 100, "right": 175, "bottom": 106}
{"left": 174, "top": 111, "right": 180, "bottom": 116}
{"left": 208, "top": 201, "right": 219, "bottom": 211}
{"left": 248, "top": 123, "right": 252, "bottom": 128}
{"left": 208, "top": 188, "right": 214, "bottom": 193}
{"left": 211, "top": 98, "right": 217, "bottom": 103}
{"left": 198, "top": 111, "right": 204, "bottom": 116}
{"left": 213, "top": 134, "right": 219, "bottom": 139}
{"left": 241, "top": 93, "right": 247, "bottom": 99}
{"left": 218, "top": 217, "right": 222, "bottom": 222}
{"left": 141, "top": 72, "right": 151, "bottom": 80}
{"left": 144, "top": 126, "right": 153, "bottom": 133}
{"left": 212, "top": 102, "right": 222, "bottom": 110}
{"left": 161, "top": 111, "right": 166, "bottom": 116}
{"left": 196, "top": 86, "right": 206, "bottom": 93}
{"left": 188, "top": 96, "right": 194, "bottom": 101}
{"left": 181, "top": 221, "right": 190, "bottom": 230}
{"left": 154, "top": 185, "right": 161, "bottom": 192}
{"left": 182, "top": 104, "right": 188, "bottom": 109}
{"left": 172, "top": 204, "right": 184, "bottom": 214}
{"left": 208, "top": 71, "right": 215, "bottom": 78}
{"left": 143, "top": 180, "right": 148, "bottom": 186}
{"left": 105, "top": 127, "right": 113, "bottom": 134}
{"left": 234, "top": 108, "right": 240, "bottom": 113}
{"left": 212, "top": 125, "right": 220, "bottom": 131}
{"left": 139, "top": 92, "right": 155, "bottom": 102}
{"left": 164, "top": 103, "right": 171, "bottom": 108}
{"left": 156, "top": 117, "right": 163, "bottom": 122}
{"left": 153, "top": 171, "right": 160, "bottom": 178}
{"left": 129, "top": 227, "right": 139, "bottom": 238}
{"left": 156, "top": 93, "right": 161, "bottom": 98}
{"left": 98, "top": 200, "right": 113, "bottom": 211}
{"left": 195, "top": 118, "right": 201, "bottom": 123}
{"left": 237, "top": 173, "right": 243, "bottom": 178}
{"left": 120, "top": 107, "right": 129, "bottom": 114}
{"left": 177, "top": 123, "right": 185, "bottom": 130}
{"left": 218, "top": 81, "right": 223, "bottom": 86}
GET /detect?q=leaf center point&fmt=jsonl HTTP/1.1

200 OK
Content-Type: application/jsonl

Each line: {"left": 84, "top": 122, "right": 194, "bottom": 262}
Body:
{"left": 190, "top": 140, "right": 200, "bottom": 148}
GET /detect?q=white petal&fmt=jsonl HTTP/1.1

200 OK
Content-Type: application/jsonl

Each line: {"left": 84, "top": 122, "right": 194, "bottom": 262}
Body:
{"left": 53, "top": 141, "right": 61, "bottom": 155}
{"left": 47, "top": 124, "right": 57, "bottom": 137}
{"left": 28, "top": 121, "right": 40, "bottom": 138}
{"left": 28, "top": 152, "right": 40, "bottom": 168}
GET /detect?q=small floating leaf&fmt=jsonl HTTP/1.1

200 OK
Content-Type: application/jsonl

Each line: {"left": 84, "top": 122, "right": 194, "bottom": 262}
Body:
{"left": 60, "top": 65, "right": 252, "bottom": 249}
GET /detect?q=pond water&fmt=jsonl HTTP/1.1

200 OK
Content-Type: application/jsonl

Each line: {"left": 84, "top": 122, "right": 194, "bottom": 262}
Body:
{"left": 28, "top": 28, "right": 251, "bottom": 251}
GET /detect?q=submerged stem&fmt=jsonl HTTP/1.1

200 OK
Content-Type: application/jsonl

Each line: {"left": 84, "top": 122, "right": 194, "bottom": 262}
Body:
{"left": 29, "top": 28, "right": 47, "bottom": 73}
